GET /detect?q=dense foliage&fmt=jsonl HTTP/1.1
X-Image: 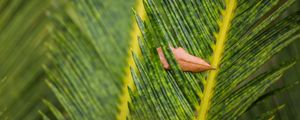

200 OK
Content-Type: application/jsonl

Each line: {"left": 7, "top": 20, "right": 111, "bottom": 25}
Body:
{"left": 0, "top": 0, "right": 300, "bottom": 120}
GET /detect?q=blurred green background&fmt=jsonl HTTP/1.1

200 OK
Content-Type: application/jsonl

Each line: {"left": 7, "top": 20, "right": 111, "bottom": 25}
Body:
{"left": 242, "top": 1, "right": 300, "bottom": 119}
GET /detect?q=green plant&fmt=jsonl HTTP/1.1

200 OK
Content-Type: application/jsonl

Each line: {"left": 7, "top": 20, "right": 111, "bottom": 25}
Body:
{"left": 128, "top": 0, "right": 300, "bottom": 119}
{"left": 0, "top": 0, "right": 52, "bottom": 119}
{"left": 0, "top": 0, "right": 300, "bottom": 120}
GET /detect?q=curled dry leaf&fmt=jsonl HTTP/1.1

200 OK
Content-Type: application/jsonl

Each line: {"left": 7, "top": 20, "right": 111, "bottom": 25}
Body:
{"left": 157, "top": 47, "right": 214, "bottom": 72}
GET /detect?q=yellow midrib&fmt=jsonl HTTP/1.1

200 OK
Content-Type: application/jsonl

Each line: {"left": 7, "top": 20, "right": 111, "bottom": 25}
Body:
{"left": 116, "top": 0, "right": 146, "bottom": 120}
{"left": 196, "top": 0, "right": 237, "bottom": 120}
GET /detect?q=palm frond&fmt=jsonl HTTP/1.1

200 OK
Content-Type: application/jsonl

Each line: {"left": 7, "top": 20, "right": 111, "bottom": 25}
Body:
{"left": 0, "top": 0, "right": 51, "bottom": 119}
{"left": 45, "top": 0, "right": 139, "bottom": 119}
{"left": 257, "top": 104, "right": 285, "bottom": 120}
{"left": 129, "top": 0, "right": 300, "bottom": 119}
{"left": 246, "top": 80, "right": 299, "bottom": 111}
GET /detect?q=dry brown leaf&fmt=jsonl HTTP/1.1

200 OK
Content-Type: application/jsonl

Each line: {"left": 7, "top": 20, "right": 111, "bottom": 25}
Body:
{"left": 157, "top": 47, "right": 213, "bottom": 72}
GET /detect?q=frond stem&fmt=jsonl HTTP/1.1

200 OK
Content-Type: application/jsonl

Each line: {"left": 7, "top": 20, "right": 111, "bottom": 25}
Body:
{"left": 196, "top": 0, "right": 237, "bottom": 119}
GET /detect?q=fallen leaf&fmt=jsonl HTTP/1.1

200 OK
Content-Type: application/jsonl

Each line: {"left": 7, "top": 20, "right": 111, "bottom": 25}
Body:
{"left": 157, "top": 47, "right": 214, "bottom": 72}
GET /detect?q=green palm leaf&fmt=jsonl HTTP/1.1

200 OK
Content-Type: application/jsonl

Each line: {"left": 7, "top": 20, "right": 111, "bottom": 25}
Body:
{"left": 0, "top": 0, "right": 51, "bottom": 119}
{"left": 0, "top": 0, "right": 299, "bottom": 120}
{"left": 45, "top": 0, "right": 142, "bottom": 119}
{"left": 129, "top": 0, "right": 300, "bottom": 120}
